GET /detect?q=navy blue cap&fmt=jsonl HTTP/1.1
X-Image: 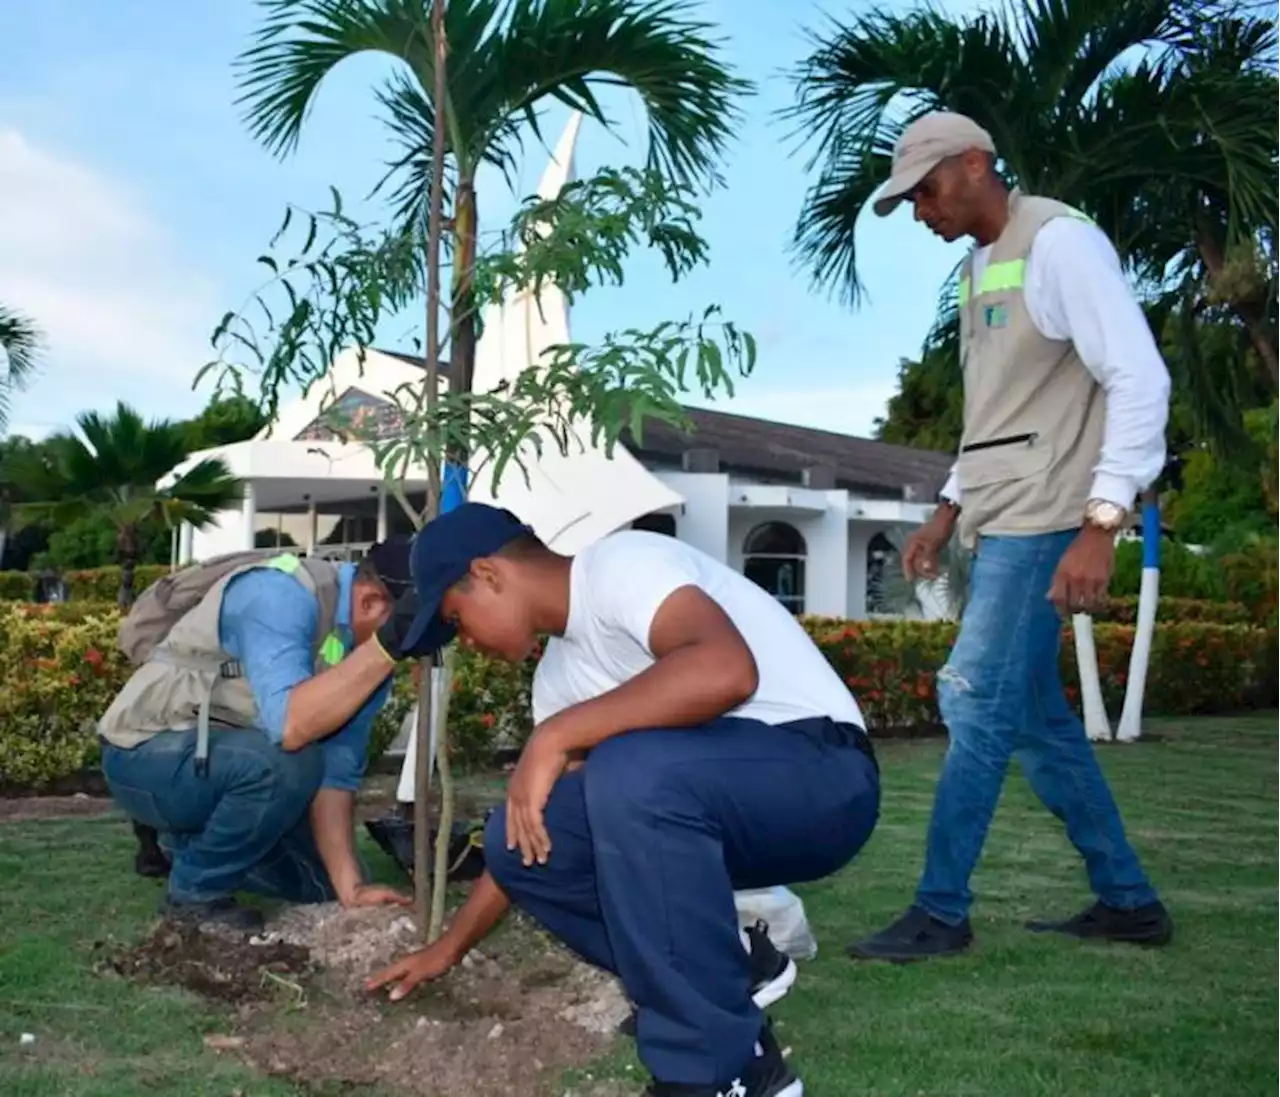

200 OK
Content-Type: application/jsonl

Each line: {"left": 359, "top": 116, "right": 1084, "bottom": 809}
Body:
{"left": 401, "top": 502, "right": 535, "bottom": 655}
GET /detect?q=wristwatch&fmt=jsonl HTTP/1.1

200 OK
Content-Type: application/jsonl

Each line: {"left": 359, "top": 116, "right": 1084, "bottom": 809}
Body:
{"left": 1084, "top": 498, "right": 1127, "bottom": 532}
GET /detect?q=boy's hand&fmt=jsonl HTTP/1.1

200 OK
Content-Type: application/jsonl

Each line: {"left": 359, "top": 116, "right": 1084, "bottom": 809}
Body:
{"left": 365, "top": 938, "right": 461, "bottom": 1001}
{"left": 505, "top": 729, "right": 569, "bottom": 866}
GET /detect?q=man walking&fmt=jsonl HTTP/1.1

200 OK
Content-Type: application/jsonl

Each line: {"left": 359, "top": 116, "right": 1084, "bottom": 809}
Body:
{"left": 848, "top": 111, "right": 1174, "bottom": 962}
{"left": 98, "top": 540, "right": 425, "bottom": 932}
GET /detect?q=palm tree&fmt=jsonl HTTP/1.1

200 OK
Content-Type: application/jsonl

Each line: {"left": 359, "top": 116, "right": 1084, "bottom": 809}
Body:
{"left": 0, "top": 303, "right": 45, "bottom": 434}
{"left": 13, "top": 402, "right": 243, "bottom": 607}
{"left": 785, "top": 0, "right": 1278, "bottom": 396}
{"left": 234, "top": 0, "right": 748, "bottom": 441}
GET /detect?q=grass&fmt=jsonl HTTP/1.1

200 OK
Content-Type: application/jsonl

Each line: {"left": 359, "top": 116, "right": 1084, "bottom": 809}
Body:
{"left": 2, "top": 714, "right": 1276, "bottom": 1096}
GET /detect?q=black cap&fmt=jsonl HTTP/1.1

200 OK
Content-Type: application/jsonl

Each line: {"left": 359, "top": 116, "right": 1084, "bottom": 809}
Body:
{"left": 365, "top": 535, "right": 414, "bottom": 595}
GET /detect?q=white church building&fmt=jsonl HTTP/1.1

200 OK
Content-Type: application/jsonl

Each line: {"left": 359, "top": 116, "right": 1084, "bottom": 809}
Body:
{"left": 163, "top": 115, "right": 952, "bottom": 622}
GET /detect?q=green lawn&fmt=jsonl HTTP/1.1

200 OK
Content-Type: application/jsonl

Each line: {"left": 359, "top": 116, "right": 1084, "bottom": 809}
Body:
{"left": 2, "top": 714, "right": 1276, "bottom": 1097}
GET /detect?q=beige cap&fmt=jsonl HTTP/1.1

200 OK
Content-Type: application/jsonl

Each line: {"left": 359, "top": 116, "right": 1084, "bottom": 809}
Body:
{"left": 873, "top": 111, "right": 996, "bottom": 217}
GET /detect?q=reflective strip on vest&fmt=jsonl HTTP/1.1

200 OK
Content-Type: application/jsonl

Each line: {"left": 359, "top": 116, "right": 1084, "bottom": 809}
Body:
{"left": 266, "top": 553, "right": 302, "bottom": 575}
{"left": 319, "top": 632, "right": 346, "bottom": 666}
{"left": 957, "top": 208, "right": 1093, "bottom": 306}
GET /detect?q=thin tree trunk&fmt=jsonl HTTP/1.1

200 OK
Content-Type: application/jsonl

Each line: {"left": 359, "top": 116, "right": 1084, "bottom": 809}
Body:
{"left": 429, "top": 647, "right": 455, "bottom": 941}
{"left": 449, "top": 179, "right": 479, "bottom": 405}
{"left": 426, "top": 146, "right": 477, "bottom": 947}
{"left": 1234, "top": 301, "right": 1278, "bottom": 388}
{"left": 415, "top": 0, "right": 449, "bottom": 943}
{"left": 118, "top": 525, "right": 138, "bottom": 609}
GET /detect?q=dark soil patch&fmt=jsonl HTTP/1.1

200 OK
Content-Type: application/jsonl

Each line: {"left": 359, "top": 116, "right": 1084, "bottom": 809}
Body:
{"left": 0, "top": 769, "right": 110, "bottom": 800}
{"left": 0, "top": 793, "right": 117, "bottom": 823}
{"left": 102, "top": 904, "right": 629, "bottom": 1096}
{"left": 98, "top": 922, "right": 315, "bottom": 1004}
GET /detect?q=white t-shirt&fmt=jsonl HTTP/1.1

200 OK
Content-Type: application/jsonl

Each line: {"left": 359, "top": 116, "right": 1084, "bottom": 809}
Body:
{"left": 531, "top": 530, "right": 865, "bottom": 730}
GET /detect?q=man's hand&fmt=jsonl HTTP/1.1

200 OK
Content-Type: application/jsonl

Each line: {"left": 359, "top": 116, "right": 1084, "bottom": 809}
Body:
{"left": 1047, "top": 525, "right": 1116, "bottom": 615}
{"left": 903, "top": 502, "right": 959, "bottom": 581}
{"left": 505, "top": 729, "right": 569, "bottom": 867}
{"left": 365, "top": 938, "right": 462, "bottom": 1002}
{"left": 374, "top": 585, "right": 424, "bottom": 662}
{"left": 343, "top": 883, "right": 414, "bottom": 909}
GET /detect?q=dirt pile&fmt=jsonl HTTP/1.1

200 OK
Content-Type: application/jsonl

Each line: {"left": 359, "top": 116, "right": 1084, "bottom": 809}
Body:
{"left": 100, "top": 921, "right": 313, "bottom": 1003}
{"left": 105, "top": 902, "right": 632, "bottom": 1096}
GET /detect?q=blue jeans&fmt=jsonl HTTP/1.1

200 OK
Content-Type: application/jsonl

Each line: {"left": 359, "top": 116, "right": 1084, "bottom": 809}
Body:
{"left": 101, "top": 727, "right": 335, "bottom": 905}
{"left": 915, "top": 530, "right": 1159, "bottom": 924}
{"left": 483, "top": 716, "right": 880, "bottom": 1087}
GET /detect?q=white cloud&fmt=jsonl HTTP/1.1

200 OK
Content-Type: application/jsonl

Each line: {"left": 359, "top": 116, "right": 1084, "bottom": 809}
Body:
{"left": 688, "top": 379, "right": 899, "bottom": 440}
{"left": 0, "top": 128, "right": 218, "bottom": 434}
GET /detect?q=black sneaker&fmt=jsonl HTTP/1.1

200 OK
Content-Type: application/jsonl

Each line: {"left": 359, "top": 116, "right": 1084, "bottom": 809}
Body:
{"left": 132, "top": 822, "right": 172, "bottom": 879}
{"left": 1026, "top": 899, "right": 1174, "bottom": 946}
{"left": 160, "top": 896, "right": 264, "bottom": 934}
{"left": 742, "top": 920, "right": 797, "bottom": 1008}
{"left": 644, "top": 1021, "right": 802, "bottom": 1097}
{"left": 620, "top": 921, "right": 797, "bottom": 1037}
{"left": 846, "top": 905, "right": 973, "bottom": 963}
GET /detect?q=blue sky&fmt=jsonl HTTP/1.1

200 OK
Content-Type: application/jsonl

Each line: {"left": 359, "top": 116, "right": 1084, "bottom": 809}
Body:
{"left": 0, "top": 0, "right": 980, "bottom": 443}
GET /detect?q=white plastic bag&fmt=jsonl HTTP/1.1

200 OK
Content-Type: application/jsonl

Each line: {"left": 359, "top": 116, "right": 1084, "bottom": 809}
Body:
{"left": 734, "top": 886, "right": 818, "bottom": 961}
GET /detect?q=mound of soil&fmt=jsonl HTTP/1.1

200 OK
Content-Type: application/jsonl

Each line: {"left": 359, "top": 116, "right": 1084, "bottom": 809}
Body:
{"left": 100, "top": 922, "right": 313, "bottom": 1004}
{"left": 105, "top": 902, "right": 632, "bottom": 1096}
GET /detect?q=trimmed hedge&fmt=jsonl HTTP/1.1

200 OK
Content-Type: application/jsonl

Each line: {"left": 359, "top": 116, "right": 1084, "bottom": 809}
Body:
{"left": 1090, "top": 596, "right": 1252, "bottom": 625}
{"left": 0, "top": 565, "right": 171, "bottom": 603}
{"left": 2, "top": 602, "right": 1274, "bottom": 789}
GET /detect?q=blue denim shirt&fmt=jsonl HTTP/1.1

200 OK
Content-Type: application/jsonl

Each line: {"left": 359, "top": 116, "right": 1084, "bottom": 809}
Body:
{"left": 217, "top": 561, "right": 391, "bottom": 792}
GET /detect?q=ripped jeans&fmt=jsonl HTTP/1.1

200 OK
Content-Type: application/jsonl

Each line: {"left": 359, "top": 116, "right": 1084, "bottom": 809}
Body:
{"left": 915, "top": 529, "right": 1159, "bottom": 924}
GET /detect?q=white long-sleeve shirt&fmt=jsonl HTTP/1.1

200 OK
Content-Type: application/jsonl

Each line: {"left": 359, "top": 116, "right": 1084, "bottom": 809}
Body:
{"left": 939, "top": 215, "right": 1171, "bottom": 512}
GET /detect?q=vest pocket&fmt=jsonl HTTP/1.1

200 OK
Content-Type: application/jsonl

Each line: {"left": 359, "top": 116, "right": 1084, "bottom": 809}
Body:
{"left": 957, "top": 433, "right": 1053, "bottom": 489}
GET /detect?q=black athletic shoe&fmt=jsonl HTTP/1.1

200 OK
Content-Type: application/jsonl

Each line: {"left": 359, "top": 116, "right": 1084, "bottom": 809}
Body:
{"left": 160, "top": 896, "right": 264, "bottom": 934}
{"left": 643, "top": 1021, "right": 802, "bottom": 1097}
{"left": 1026, "top": 899, "right": 1174, "bottom": 946}
{"left": 846, "top": 905, "right": 974, "bottom": 963}
{"left": 132, "top": 822, "right": 172, "bottom": 879}
{"left": 619, "top": 921, "right": 798, "bottom": 1037}
{"left": 742, "top": 920, "right": 798, "bottom": 1007}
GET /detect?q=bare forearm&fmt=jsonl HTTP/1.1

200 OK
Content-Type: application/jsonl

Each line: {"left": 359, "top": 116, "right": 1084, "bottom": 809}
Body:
{"left": 310, "top": 788, "right": 363, "bottom": 903}
{"left": 437, "top": 871, "right": 511, "bottom": 960}
{"left": 543, "top": 644, "right": 757, "bottom": 755}
{"left": 282, "top": 641, "right": 394, "bottom": 751}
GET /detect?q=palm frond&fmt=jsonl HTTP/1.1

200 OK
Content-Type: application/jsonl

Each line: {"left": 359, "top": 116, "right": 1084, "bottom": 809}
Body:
{"left": 866, "top": 523, "right": 972, "bottom": 620}
{"left": 237, "top": 0, "right": 749, "bottom": 220}
{"left": 9, "top": 402, "right": 242, "bottom": 537}
{"left": 165, "top": 457, "right": 245, "bottom": 515}
{"left": 783, "top": 0, "right": 1276, "bottom": 308}
{"left": 0, "top": 304, "right": 45, "bottom": 431}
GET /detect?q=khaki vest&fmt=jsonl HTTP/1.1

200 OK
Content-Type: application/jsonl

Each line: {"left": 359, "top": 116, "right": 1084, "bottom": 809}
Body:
{"left": 954, "top": 189, "right": 1107, "bottom": 549}
{"left": 98, "top": 554, "right": 345, "bottom": 760}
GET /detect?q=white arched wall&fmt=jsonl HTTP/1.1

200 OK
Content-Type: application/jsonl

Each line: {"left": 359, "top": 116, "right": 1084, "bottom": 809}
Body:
{"left": 728, "top": 496, "right": 848, "bottom": 618}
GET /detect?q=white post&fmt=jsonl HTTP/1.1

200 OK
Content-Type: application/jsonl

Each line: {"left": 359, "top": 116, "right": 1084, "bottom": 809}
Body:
{"left": 1073, "top": 613, "right": 1112, "bottom": 742}
{"left": 305, "top": 498, "right": 317, "bottom": 556}
{"left": 376, "top": 484, "right": 389, "bottom": 541}
{"left": 241, "top": 482, "right": 257, "bottom": 550}
{"left": 179, "top": 522, "right": 194, "bottom": 565}
{"left": 395, "top": 668, "right": 447, "bottom": 803}
{"left": 1117, "top": 495, "right": 1162, "bottom": 743}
